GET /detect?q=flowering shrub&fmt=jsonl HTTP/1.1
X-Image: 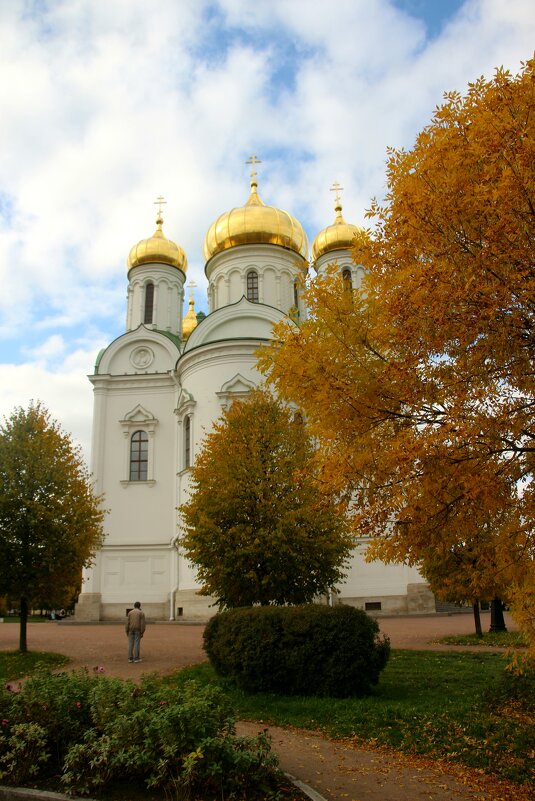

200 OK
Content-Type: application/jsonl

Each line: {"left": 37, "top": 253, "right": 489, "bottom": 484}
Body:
{"left": 0, "top": 670, "right": 283, "bottom": 798}
{"left": 0, "top": 722, "right": 49, "bottom": 784}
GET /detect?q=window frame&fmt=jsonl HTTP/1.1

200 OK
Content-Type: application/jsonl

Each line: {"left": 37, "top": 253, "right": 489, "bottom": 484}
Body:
{"left": 120, "top": 405, "right": 158, "bottom": 487}
{"left": 184, "top": 415, "right": 192, "bottom": 469}
{"left": 129, "top": 430, "right": 149, "bottom": 481}
{"left": 342, "top": 268, "right": 352, "bottom": 290}
{"left": 144, "top": 281, "right": 155, "bottom": 324}
{"left": 246, "top": 270, "right": 259, "bottom": 303}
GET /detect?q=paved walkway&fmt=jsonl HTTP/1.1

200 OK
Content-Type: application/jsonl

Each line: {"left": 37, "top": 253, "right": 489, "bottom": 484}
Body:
{"left": 0, "top": 612, "right": 528, "bottom": 801}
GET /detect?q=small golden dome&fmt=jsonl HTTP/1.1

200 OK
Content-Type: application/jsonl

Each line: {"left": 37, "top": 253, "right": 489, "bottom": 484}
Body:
{"left": 203, "top": 176, "right": 308, "bottom": 262}
{"left": 128, "top": 213, "right": 187, "bottom": 272}
{"left": 182, "top": 295, "right": 198, "bottom": 340}
{"left": 311, "top": 196, "right": 362, "bottom": 262}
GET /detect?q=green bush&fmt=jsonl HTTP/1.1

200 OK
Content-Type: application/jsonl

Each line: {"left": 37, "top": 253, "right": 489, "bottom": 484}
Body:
{"left": 3, "top": 669, "right": 94, "bottom": 760}
{"left": 0, "top": 722, "right": 49, "bottom": 784}
{"left": 203, "top": 604, "right": 391, "bottom": 697}
{"left": 0, "top": 670, "right": 283, "bottom": 799}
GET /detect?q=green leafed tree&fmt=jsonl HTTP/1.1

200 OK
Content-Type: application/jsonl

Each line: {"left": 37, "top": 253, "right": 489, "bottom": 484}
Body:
{"left": 179, "top": 388, "right": 354, "bottom": 609}
{"left": 0, "top": 402, "right": 105, "bottom": 651}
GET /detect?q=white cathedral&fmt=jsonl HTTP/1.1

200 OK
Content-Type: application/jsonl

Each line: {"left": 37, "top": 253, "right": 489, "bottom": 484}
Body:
{"left": 75, "top": 165, "right": 434, "bottom": 622}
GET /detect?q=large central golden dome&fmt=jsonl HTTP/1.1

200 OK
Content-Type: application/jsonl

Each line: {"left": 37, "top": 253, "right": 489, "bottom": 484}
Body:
{"left": 203, "top": 175, "right": 308, "bottom": 262}
{"left": 128, "top": 213, "right": 187, "bottom": 273}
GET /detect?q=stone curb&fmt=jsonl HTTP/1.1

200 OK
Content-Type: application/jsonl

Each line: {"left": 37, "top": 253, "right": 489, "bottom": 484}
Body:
{"left": 285, "top": 773, "right": 328, "bottom": 801}
{"left": 0, "top": 777, "right": 327, "bottom": 801}
{"left": 0, "top": 789, "right": 97, "bottom": 801}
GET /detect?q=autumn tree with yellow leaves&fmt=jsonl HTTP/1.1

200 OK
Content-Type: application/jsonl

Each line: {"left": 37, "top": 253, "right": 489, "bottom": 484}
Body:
{"left": 259, "top": 58, "right": 535, "bottom": 658}
{"left": 0, "top": 403, "right": 105, "bottom": 651}
{"left": 179, "top": 389, "right": 353, "bottom": 609}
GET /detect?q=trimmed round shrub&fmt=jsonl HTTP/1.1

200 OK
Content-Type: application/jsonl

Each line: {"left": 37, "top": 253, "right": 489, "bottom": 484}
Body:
{"left": 203, "top": 604, "right": 390, "bottom": 697}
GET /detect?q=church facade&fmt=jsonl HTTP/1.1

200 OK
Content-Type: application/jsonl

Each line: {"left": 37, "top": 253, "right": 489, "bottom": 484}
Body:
{"left": 75, "top": 170, "right": 434, "bottom": 622}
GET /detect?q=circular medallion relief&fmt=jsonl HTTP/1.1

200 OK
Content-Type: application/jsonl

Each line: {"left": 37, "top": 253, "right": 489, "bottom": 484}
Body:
{"left": 131, "top": 346, "right": 154, "bottom": 369}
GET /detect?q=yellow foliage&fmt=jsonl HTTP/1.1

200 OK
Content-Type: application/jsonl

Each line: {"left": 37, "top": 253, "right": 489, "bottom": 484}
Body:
{"left": 259, "top": 58, "right": 535, "bottom": 661}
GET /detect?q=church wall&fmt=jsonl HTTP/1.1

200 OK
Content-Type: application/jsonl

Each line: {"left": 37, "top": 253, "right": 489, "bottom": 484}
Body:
{"left": 78, "top": 358, "right": 181, "bottom": 620}
{"left": 334, "top": 543, "right": 434, "bottom": 614}
{"left": 96, "top": 383, "right": 178, "bottom": 545}
{"left": 98, "top": 546, "right": 171, "bottom": 620}
{"left": 262, "top": 266, "right": 276, "bottom": 305}
{"left": 127, "top": 263, "right": 185, "bottom": 336}
{"left": 280, "top": 268, "right": 295, "bottom": 311}
{"left": 314, "top": 250, "right": 364, "bottom": 290}
{"left": 100, "top": 339, "right": 178, "bottom": 377}
{"left": 175, "top": 339, "right": 267, "bottom": 608}
{"left": 206, "top": 244, "right": 307, "bottom": 314}
{"left": 229, "top": 268, "right": 241, "bottom": 300}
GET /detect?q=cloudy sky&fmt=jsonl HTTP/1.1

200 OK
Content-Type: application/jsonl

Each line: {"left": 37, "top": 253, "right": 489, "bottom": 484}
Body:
{"left": 0, "top": 0, "right": 533, "bottom": 461}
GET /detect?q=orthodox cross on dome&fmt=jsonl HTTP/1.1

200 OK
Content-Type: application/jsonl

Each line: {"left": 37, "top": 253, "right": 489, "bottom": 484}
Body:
{"left": 246, "top": 154, "right": 262, "bottom": 187}
{"left": 187, "top": 279, "right": 197, "bottom": 301}
{"left": 330, "top": 181, "right": 343, "bottom": 206}
{"left": 330, "top": 181, "right": 344, "bottom": 219}
{"left": 154, "top": 195, "right": 167, "bottom": 224}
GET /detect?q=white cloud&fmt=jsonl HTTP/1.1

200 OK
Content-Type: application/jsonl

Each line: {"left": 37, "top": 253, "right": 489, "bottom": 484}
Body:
{"left": 0, "top": 359, "right": 95, "bottom": 462}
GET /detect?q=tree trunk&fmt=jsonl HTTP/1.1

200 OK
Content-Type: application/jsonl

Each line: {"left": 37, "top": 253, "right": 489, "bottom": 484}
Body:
{"left": 489, "top": 597, "right": 507, "bottom": 632}
{"left": 472, "top": 602, "right": 483, "bottom": 637}
{"left": 19, "top": 596, "right": 28, "bottom": 652}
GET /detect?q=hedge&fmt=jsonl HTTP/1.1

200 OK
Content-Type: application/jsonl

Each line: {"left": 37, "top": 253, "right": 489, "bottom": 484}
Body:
{"left": 204, "top": 604, "right": 390, "bottom": 697}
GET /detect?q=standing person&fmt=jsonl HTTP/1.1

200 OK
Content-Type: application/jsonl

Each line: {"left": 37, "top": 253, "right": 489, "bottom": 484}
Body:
{"left": 126, "top": 601, "right": 146, "bottom": 663}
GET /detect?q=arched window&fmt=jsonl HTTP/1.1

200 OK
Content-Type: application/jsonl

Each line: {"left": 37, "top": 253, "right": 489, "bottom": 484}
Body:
{"left": 130, "top": 430, "right": 148, "bottom": 480}
{"left": 246, "top": 270, "right": 259, "bottom": 303}
{"left": 144, "top": 282, "right": 154, "bottom": 324}
{"left": 342, "top": 268, "right": 352, "bottom": 290}
{"left": 184, "top": 415, "right": 192, "bottom": 469}
{"left": 293, "top": 281, "right": 299, "bottom": 308}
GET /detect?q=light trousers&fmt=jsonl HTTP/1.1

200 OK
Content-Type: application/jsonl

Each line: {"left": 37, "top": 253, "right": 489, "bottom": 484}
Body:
{"left": 128, "top": 630, "right": 141, "bottom": 660}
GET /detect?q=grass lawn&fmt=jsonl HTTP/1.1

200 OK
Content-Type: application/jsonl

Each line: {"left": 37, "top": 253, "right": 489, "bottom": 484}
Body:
{"left": 1, "top": 647, "right": 532, "bottom": 792}
{"left": 438, "top": 630, "right": 528, "bottom": 647}
{"left": 0, "top": 650, "right": 69, "bottom": 682}
{"left": 0, "top": 615, "right": 53, "bottom": 623}
{"left": 172, "top": 650, "right": 534, "bottom": 787}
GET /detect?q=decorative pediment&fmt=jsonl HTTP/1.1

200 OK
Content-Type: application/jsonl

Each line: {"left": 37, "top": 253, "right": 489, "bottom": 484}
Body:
{"left": 120, "top": 404, "right": 158, "bottom": 426}
{"left": 93, "top": 327, "right": 181, "bottom": 377}
{"left": 184, "top": 296, "right": 289, "bottom": 351}
{"left": 219, "top": 373, "right": 256, "bottom": 394}
{"left": 175, "top": 387, "right": 196, "bottom": 420}
{"left": 216, "top": 373, "right": 257, "bottom": 409}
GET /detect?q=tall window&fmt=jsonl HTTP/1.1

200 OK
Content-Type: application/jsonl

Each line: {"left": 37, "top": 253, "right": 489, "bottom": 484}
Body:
{"left": 293, "top": 281, "right": 299, "bottom": 308}
{"left": 246, "top": 270, "right": 259, "bottom": 303}
{"left": 184, "top": 415, "right": 192, "bottom": 469}
{"left": 144, "top": 282, "right": 154, "bottom": 324}
{"left": 342, "top": 268, "right": 352, "bottom": 290}
{"left": 130, "top": 430, "right": 148, "bottom": 480}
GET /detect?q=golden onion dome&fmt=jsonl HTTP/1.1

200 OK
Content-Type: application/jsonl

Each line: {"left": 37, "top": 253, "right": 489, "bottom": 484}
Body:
{"left": 203, "top": 175, "right": 308, "bottom": 262}
{"left": 182, "top": 295, "right": 198, "bottom": 340}
{"left": 128, "top": 213, "right": 187, "bottom": 273}
{"left": 311, "top": 195, "right": 362, "bottom": 262}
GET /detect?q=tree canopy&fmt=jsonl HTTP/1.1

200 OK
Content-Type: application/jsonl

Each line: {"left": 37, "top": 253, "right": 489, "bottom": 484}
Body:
{"left": 259, "top": 59, "right": 535, "bottom": 658}
{"left": 179, "top": 388, "right": 353, "bottom": 609}
{"left": 0, "top": 402, "right": 105, "bottom": 650}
